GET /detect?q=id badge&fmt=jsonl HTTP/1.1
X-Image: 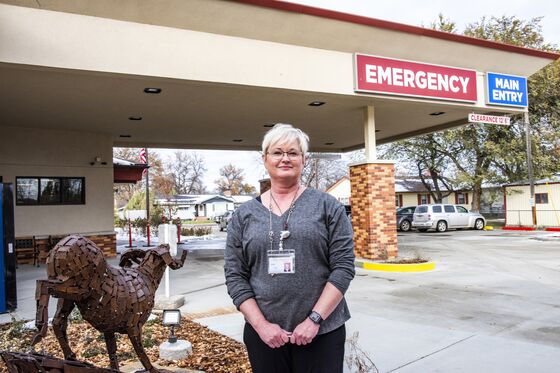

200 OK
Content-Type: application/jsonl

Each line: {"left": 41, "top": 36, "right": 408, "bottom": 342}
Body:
{"left": 267, "top": 249, "right": 295, "bottom": 274}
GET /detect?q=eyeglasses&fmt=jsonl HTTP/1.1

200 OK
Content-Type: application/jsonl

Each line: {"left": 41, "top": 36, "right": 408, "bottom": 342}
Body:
{"left": 267, "top": 151, "right": 303, "bottom": 160}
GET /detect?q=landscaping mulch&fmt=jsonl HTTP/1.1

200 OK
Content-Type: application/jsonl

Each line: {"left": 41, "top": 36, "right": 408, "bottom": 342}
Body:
{"left": 0, "top": 316, "right": 251, "bottom": 373}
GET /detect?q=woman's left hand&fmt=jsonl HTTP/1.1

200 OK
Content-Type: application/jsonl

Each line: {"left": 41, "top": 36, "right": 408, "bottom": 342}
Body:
{"left": 290, "top": 318, "right": 320, "bottom": 345}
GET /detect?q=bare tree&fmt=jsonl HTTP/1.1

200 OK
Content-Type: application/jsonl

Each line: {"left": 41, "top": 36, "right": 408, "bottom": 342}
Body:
{"left": 301, "top": 154, "right": 348, "bottom": 191}
{"left": 383, "top": 135, "right": 457, "bottom": 203}
{"left": 215, "top": 164, "right": 255, "bottom": 195}
{"left": 168, "top": 151, "right": 207, "bottom": 194}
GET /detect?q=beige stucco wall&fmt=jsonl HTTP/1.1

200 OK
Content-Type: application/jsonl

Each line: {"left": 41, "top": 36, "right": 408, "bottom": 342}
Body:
{"left": 0, "top": 4, "right": 352, "bottom": 97}
{"left": 505, "top": 184, "right": 560, "bottom": 227}
{"left": 0, "top": 125, "right": 114, "bottom": 237}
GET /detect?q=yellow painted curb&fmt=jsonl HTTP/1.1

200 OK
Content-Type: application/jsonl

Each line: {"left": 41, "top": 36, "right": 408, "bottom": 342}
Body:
{"left": 483, "top": 226, "right": 494, "bottom": 230}
{"left": 356, "top": 261, "right": 436, "bottom": 272}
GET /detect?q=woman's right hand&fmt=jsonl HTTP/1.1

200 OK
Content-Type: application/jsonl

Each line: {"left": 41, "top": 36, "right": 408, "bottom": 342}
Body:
{"left": 254, "top": 319, "right": 290, "bottom": 348}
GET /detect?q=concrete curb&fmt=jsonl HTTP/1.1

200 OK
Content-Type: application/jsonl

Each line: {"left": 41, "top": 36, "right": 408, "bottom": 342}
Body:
{"left": 355, "top": 260, "right": 436, "bottom": 272}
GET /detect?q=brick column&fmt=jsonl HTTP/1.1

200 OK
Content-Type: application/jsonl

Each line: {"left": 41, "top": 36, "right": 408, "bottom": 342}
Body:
{"left": 350, "top": 161, "right": 397, "bottom": 260}
{"left": 259, "top": 178, "right": 271, "bottom": 195}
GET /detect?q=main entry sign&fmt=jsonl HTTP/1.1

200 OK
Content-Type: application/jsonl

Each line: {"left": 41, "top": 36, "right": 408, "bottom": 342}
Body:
{"left": 355, "top": 54, "right": 477, "bottom": 102}
{"left": 486, "top": 72, "right": 528, "bottom": 107}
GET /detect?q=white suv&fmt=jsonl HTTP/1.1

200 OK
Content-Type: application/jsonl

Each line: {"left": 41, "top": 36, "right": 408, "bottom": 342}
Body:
{"left": 412, "top": 204, "right": 485, "bottom": 232}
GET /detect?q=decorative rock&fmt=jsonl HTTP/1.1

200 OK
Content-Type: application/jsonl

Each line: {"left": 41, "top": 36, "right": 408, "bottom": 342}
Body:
{"left": 148, "top": 313, "right": 158, "bottom": 321}
{"left": 159, "top": 339, "right": 193, "bottom": 361}
{"left": 154, "top": 295, "right": 185, "bottom": 309}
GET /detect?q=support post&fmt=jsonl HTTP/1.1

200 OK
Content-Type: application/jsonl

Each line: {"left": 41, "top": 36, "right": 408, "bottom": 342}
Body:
{"left": 524, "top": 111, "right": 537, "bottom": 226}
{"left": 145, "top": 148, "right": 151, "bottom": 246}
{"left": 364, "top": 106, "right": 377, "bottom": 162}
{"left": 350, "top": 105, "right": 398, "bottom": 260}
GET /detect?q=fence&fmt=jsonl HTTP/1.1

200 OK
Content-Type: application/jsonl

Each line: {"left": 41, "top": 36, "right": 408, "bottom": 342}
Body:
{"left": 505, "top": 210, "right": 560, "bottom": 227}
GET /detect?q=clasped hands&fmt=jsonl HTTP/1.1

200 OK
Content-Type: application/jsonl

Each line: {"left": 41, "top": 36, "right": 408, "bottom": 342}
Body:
{"left": 255, "top": 318, "right": 320, "bottom": 348}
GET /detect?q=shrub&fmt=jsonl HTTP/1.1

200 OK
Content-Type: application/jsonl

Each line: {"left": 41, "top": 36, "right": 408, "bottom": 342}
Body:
{"left": 181, "top": 226, "right": 212, "bottom": 236}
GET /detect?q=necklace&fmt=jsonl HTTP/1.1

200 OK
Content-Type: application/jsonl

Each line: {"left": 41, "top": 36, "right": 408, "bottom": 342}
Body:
{"left": 270, "top": 186, "right": 299, "bottom": 216}
{"left": 268, "top": 185, "right": 300, "bottom": 251}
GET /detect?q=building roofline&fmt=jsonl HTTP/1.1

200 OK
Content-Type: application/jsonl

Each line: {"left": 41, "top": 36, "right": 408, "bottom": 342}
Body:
{"left": 326, "top": 176, "right": 349, "bottom": 193}
{"left": 231, "top": 0, "right": 560, "bottom": 61}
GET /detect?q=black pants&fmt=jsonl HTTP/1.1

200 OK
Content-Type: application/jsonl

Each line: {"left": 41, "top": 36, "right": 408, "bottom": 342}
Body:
{"left": 243, "top": 323, "right": 346, "bottom": 373}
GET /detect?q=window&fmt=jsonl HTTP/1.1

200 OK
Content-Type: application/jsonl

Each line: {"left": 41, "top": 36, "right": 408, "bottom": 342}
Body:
{"left": 444, "top": 205, "right": 455, "bottom": 213}
{"left": 456, "top": 206, "right": 468, "bottom": 213}
{"left": 16, "top": 178, "right": 39, "bottom": 204}
{"left": 416, "top": 206, "right": 428, "bottom": 213}
{"left": 62, "top": 178, "right": 84, "bottom": 204}
{"left": 456, "top": 192, "right": 469, "bottom": 205}
{"left": 40, "top": 178, "right": 60, "bottom": 204}
{"left": 432, "top": 205, "right": 442, "bottom": 213}
{"left": 395, "top": 194, "right": 403, "bottom": 207}
{"left": 535, "top": 193, "right": 548, "bottom": 204}
{"left": 418, "top": 193, "right": 430, "bottom": 205}
{"left": 16, "top": 177, "right": 85, "bottom": 205}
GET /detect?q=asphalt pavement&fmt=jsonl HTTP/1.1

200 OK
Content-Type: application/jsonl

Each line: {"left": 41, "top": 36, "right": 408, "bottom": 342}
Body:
{"left": 2, "top": 229, "right": 560, "bottom": 372}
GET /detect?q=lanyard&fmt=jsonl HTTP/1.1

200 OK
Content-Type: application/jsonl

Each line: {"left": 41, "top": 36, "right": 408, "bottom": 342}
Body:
{"left": 268, "top": 186, "right": 299, "bottom": 251}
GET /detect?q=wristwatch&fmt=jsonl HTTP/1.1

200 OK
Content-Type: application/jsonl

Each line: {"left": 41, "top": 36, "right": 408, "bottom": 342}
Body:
{"left": 308, "top": 310, "right": 323, "bottom": 325}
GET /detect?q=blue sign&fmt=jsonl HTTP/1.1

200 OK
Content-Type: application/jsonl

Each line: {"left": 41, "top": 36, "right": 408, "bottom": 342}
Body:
{"left": 486, "top": 72, "right": 528, "bottom": 107}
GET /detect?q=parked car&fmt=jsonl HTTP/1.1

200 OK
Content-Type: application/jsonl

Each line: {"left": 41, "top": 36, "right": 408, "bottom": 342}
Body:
{"left": 396, "top": 206, "right": 416, "bottom": 232}
{"left": 412, "top": 204, "right": 485, "bottom": 232}
{"left": 219, "top": 210, "right": 234, "bottom": 231}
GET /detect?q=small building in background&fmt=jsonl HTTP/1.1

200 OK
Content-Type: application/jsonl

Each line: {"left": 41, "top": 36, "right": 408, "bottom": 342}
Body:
{"left": 394, "top": 178, "right": 472, "bottom": 210}
{"left": 155, "top": 194, "right": 254, "bottom": 220}
{"left": 326, "top": 176, "right": 473, "bottom": 210}
{"left": 325, "top": 176, "right": 350, "bottom": 205}
{"left": 504, "top": 176, "right": 560, "bottom": 227}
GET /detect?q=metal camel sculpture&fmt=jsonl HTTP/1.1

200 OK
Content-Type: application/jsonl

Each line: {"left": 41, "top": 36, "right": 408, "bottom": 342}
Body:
{"left": 30, "top": 235, "right": 188, "bottom": 373}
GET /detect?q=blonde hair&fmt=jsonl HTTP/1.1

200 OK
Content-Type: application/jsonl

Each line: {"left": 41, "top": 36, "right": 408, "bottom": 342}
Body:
{"left": 262, "top": 123, "right": 309, "bottom": 155}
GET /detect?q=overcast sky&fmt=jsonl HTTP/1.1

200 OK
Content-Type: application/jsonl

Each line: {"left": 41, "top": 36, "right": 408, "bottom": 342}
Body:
{"left": 154, "top": 1, "right": 559, "bottom": 192}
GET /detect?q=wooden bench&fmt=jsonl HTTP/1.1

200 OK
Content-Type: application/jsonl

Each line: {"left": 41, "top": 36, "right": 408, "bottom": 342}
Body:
{"left": 15, "top": 236, "right": 38, "bottom": 267}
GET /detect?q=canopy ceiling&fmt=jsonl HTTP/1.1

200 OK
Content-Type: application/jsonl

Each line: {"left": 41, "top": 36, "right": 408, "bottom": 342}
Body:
{"left": 0, "top": 0, "right": 558, "bottom": 152}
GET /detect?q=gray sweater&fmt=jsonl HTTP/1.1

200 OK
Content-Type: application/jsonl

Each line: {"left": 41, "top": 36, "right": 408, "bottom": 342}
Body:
{"left": 224, "top": 188, "right": 355, "bottom": 334}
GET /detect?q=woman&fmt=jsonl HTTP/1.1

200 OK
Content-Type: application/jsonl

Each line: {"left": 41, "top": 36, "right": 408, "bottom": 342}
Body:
{"left": 224, "top": 124, "right": 355, "bottom": 373}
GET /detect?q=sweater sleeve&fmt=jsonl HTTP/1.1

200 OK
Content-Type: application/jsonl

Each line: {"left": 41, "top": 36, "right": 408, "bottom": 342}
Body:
{"left": 224, "top": 209, "right": 255, "bottom": 308}
{"left": 326, "top": 201, "right": 355, "bottom": 294}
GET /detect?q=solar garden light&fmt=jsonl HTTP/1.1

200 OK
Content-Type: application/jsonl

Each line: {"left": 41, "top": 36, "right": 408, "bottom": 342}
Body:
{"left": 162, "top": 309, "right": 181, "bottom": 343}
{"left": 159, "top": 309, "right": 192, "bottom": 360}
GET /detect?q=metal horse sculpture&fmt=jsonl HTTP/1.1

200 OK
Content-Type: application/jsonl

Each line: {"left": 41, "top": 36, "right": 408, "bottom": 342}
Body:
{"left": 30, "top": 235, "right": 188, "bottom": 373}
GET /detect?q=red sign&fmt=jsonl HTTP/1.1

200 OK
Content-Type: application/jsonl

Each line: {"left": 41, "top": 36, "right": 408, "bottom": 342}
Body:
{"left": 355, "top": 54, "right": 477, "bottom": 102}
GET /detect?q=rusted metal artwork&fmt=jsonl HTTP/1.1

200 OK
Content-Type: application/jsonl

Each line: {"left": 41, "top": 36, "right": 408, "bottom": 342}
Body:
{"left": 22, "top": 235, "right": 188, "bottom": 373}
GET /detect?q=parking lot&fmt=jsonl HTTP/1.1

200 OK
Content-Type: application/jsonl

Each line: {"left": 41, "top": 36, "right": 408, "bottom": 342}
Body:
{"left": 346, "top": 229, "right": 560, "bottom": 372}
{"left": 2, "top": 229, "right": 560, "bottom": 372}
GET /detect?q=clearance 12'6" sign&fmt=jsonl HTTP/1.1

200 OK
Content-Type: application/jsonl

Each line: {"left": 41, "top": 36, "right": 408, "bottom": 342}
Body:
{"left": 354, "top": 54, "right": 477, "bottom": 102}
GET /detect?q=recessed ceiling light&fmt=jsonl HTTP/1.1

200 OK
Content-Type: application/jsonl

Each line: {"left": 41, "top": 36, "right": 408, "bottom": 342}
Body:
{"left": 144, "top": 87, "right": 162, "bottom": 94}
{"left": 324, "top": 142, "right": 334, "bottom": 145}
{"left": 430, "top": 111, "right": 445, "bottom": 116}
{"left": 128, "top": 116, "right": 143, "bottom": 121}
{"left": 232, "top": 139, "right": 243, "bottom": 142}
{"left": 308, "top": 101, "right": 325, "bottom": 107}
{"left": 263, "top": 124, "right": 275, "bottom": 128}
{"left": 119, "top": 134, "right": 131, "bottom": 138}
